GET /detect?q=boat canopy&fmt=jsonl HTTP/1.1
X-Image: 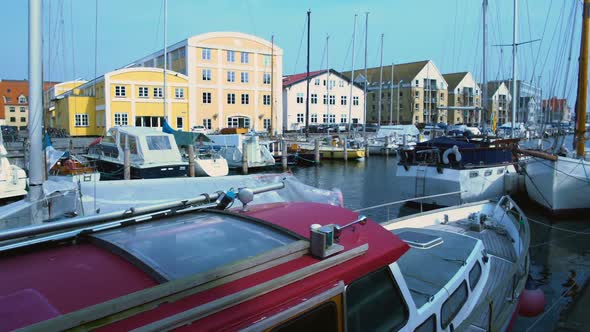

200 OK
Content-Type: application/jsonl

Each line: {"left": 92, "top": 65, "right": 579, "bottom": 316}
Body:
{"left": 376, "top": 125, "right": 420, "bottom": 138}
{"left": 162, "top": 119, "right": 210, "bottom": 146}
{"left": 107, "top": 126, "right": 182, "bottom": 165}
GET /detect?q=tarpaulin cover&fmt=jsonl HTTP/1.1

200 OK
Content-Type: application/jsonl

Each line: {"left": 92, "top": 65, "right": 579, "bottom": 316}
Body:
{"left": 162, "top": 119, "right": 210, "bottom": 147}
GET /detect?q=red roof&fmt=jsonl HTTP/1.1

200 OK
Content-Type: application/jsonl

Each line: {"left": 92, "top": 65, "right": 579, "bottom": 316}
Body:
{"left": 0, "top": 202, "right": 408, "bottom": 331}
{"left": 0, "top": 80, "right": 58, "bottom": 119}
{"left": 282, "top": 70, "right": 328, "bottom": 87}
{"left": 542, "top": 98, "right": 568, "bottom": 112}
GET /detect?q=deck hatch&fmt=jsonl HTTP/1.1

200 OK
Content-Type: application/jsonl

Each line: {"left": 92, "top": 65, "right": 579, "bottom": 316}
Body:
{"left": 397, "top": 231, "right": 443, "bottom": 249}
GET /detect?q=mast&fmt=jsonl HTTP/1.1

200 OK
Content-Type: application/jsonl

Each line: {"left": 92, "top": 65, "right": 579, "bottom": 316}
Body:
{"left": 163, "top": 0, "right": 168, "bottom": 122}
{"left": 305, "top": 10, "right": 311, "bottom": 137}
{"left": 378, "top": 33, "right": 384, "bottom": 127}
{"left": 511, "top": 0, "right": 518, "bottom": 138}
{"left": 575, "top": 0, "right": 589, "bottom": 156}
{"left": 28, "top": 0, "right": 43, "bottom": 186}
{"left": 482, "top": 0, "right": 488, "bottom": 131}
{"left": 390, "top": 62, "right": 394, "bottom": 124}
{"left": 326, "top": 34, "right": 330, "bottom": 125}
{"left": 363, "top": 12, "right": 369, "bottom": 136}
{"left": 271, "top": 34, "right": 275, "bottom": 135}
{"left": 347, "top": 14, "right": 357, "bottom": 132}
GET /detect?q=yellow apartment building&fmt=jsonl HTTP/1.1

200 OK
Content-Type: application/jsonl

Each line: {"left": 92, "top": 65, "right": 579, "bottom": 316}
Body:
{"left": 45, "top": 80, "right": 87, "bottom": 127}
{"left": 53, "top": 67, "right": 189, "bottom": 136}
{"left": 128, "top": 32, "right": 283, "bottom": 134}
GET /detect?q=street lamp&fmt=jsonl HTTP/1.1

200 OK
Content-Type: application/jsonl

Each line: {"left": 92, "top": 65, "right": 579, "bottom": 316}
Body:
{"left": 397, "top": 80, "right": 404, "bottom": 124}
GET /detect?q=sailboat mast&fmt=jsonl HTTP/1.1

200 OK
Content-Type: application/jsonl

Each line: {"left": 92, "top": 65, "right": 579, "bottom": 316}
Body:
{"left": 271, "top": 34, "right": 274, "bottom": 135}
{"left": 347, "top": 14, "right": 357, "bottom": 132}
{"left": 363, "top": 12, "right": 369, "bottom": 137}
{"left": 305, "top": 10, "right": 311, "bottom": 137}
{"left": 378, "top": 33, "right": 384, "bottom": 127}
{"left": 511, "top": 0, "right": 518, "bottom": 138}
{"left": 28, "top": 0, "right": 43, "bottom": 186}
{"left": 482, "top": 0, "right": 488, "bottom": 131}
{"left": 575, "top": 0, "right": 589, "bottom": 156}
{"left": 390, "top": 62, "right": 394, "bottom": 125}
{"left": 163, "top": 0, "right": 168, "bottom": 122}
{"left": 326, "top": 34, "right": 330, "bottom": 125}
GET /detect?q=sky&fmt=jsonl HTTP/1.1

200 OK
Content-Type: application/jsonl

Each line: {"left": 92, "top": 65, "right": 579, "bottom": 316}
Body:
{"left": 0, "top": 0, "right": 584, "bottom": 106}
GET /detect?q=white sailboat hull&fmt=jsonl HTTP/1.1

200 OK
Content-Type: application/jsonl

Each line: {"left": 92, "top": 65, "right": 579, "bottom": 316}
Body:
{"left": 395, "top": 164, "right": 518, "bottom": 206}
{"left": 524, "top": 156, "right": 590, "bottom": 213}
{"left": 194, "top": 157, "right": 229, "bottom": 177}
{"left": 0, "top": 164, "right": 27, "bottom": 200}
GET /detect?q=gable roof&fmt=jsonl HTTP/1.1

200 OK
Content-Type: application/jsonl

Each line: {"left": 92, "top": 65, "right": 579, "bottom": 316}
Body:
{"left": 341, "top": 60, "right": 429, "bottom": 85}
{"left": 442, "top": 72, "right": 469, "bottom": 90}
{"left": 282, "top": 68, "right": 362, "bottom": 89}
{"left": 485, "top": 81, "right": 508, "bottom": 98}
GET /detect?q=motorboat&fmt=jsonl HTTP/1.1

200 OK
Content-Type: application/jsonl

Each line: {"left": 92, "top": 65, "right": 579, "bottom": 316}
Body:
{"left": 205, "top": 133, "right": 275, "bottom": 169}
{"left": 192, "top": 148, "right": 229, "bottom": 177}
{"left": 0, "top": 131, "right": 27, "bottom": 201}
{"left": 0, "top": 182, "right": 533, "bottom": 331}
{"left": 396, "top": 136, "right": 520, "bottom": 206}
{"left": 85, "top": 126, "right": 188, "bottom": 179}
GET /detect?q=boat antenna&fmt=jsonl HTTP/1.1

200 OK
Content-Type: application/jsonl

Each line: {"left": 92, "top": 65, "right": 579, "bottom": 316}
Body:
{"left": 574, "top": 0, "right": 589, "bottom": 156}
{"left": 305, "top": 9, "right": 311, "bottom": 138}
{"left": 347, "top": 14, "right": 357, "bottom": 133}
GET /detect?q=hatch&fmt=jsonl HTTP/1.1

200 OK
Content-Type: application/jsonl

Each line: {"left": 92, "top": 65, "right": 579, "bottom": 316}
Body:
{"left": 397, "top": 231, "right": 443, "bottom": 249}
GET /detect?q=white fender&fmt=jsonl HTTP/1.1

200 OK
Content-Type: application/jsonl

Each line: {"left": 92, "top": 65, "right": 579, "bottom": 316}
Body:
{"left": 442, "top": 145, "right": 462, "bottom": 164}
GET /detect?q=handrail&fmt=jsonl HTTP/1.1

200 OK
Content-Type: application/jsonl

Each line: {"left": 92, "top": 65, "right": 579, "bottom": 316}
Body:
{"left": 353, "top": 190, "right": 466, "bottom": 213}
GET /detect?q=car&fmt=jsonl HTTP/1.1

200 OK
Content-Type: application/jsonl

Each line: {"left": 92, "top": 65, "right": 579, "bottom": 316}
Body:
{"left": 191, "top": 125, "right": 207, "bottom": 134}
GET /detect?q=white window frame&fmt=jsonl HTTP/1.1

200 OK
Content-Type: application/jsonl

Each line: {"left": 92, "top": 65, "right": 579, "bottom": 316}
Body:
{"left": 203, "top": 118, "right": 212, "bottom": 129}
{"left": 329, "top": 95, "right": 335, "bottom": 105}
{"left": 240, "top": 52, "right": 249, "bottom": 64}
{"left": 241, "top": 93, "right": 250, "bottom": 105}
{"left": 353, "top": 96, "right": 359, "bottom": 106}
{"left": 227, "top": 71, "right": 236, "bottom": 82}
{"left": 153, "top": 87, "right": 163, "bottom": 98}
{"left": 19, "top": 107, "right": 26, "bottom": 112}
{"left": 202, "top": 69, "right": 212, "bottom": 81}
{"left": 227, "top": 50, "right": 235, "bottom": 62}
{"left": 311, "top": 94, "right": 318, "bottom": 104}
{"left": 115, "top": 85, "right": 126, "bottom": 97}
{"left": 202, "top": 48, "right": 211, "bottom": 60}
{"left": 263, "top": 118, "right": 271, "bottom": 130}
{"left": 340, "top": 115, "right": 347, "bottom": 123}
{"left": 263, "top": 55, "right": 271, "bottom": 66}
{"left": 75, "top": 114, "right": 89, "bottom": 127}
{"left": 263, "top": 73, "right": 271, "bottom": 84}
{"left": 311, "top": 114, "right": 318, "bottom": 123}
{"left": 296, "top": 93, "right": 304, "bottom": 104}
{"left": 176, "top": 116, "right": 184, "bottom": 130}
{"left": 175, "top": 88, "right": 184, "bottom": 99}
{"left": 9, "top": 107, "right": 15, "bottom": 112}
{"left": 240, "top": 72, "right": 249, "bottom": 83}
{"left": 203, "top": 92, "right": 212, "bottom": 104}
{"left": 114, "top": 113, "right": 128, "bottom": 126}
{"left": 263, "top": 94, "right": 271, "bottom": 105}
{"left": 341, "top": 96, "right": 347, "bottom": 105}
{"left": 227, "top": 93, "right": 236, "bottom": 104}
{"left": 18, "top": 96, "right": 26, "bottom": 103}
{"left": 314, "top": 78, "right": 320, "bottom": 86}
{"left": 296, "top": 113, "right": 304, "bottom": 123}
{"left": 138, "top": 86, "right": 149, "bottom": 98}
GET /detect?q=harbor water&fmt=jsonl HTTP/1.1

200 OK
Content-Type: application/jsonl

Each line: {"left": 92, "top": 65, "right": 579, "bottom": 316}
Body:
{"left": 291, "top": 152, "right": 589, "bottom": 332}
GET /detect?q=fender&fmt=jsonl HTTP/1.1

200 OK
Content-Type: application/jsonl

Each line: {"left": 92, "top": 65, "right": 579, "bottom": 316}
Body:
{"left": 442, "top": 145, "right": 462, "bottom": 164}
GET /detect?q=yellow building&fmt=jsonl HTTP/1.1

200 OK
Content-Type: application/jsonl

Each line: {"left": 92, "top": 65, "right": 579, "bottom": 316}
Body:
{"left": 45, "top": 80, "right": 87, "bottom": 127}
{"left": 53, "top": 67, "right": 189, "bottom": 136}
{"left": 129, "top": 32, "right": 283, "bottom": 134}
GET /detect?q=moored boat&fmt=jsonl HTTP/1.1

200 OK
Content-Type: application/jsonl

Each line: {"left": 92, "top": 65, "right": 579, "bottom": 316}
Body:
{"left": 0, "top": 133, "right": 27, "bottom": 201}
{"left": 192, "top": 149, "right": 229, "bottom": 177}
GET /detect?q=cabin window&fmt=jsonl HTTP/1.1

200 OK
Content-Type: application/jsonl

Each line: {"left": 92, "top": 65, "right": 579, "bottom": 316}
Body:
{"left": 128, "top": 135, "right": 138, "bottom": 155}
{"left": 441, "top": 281, "right": 468, "bottom": 329}
{"left": 469, "top": 171, "right": 478, "bottom": 178}
{"left": 346, "top": 267, "right": 409, "bottom": 332}
{"left": 414, "top": 315, "right": 436, "bottom": 332}
{"left": 271, "top": 301, "right": 338, "bottom": 332}
{"left": 146, "top": 136, "right": 172, "bottom": 150}
{"left": 469, "top": 262, "right": 482, "bottom": 291}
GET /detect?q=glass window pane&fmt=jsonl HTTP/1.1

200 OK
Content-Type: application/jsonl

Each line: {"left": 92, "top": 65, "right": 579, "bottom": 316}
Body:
{"left": 469, "top": 262, "right": 482, "bottom": 290}
{"left": 346, "top": 267, "right": 408, "bottom": 332}
{"left": 272, "top": 302, "right": 338, "bottom": 332}
{"left": 91, "top": 212, "right": 298, "bottom": 280}
{"left": 146, "top": 136, "right": 172, "bottom": 150}
{"left": 441, "top": 281, "right": 468, "bottom": 329}
{"left": 414, "top": 315, "right": 436, "bottom": 332}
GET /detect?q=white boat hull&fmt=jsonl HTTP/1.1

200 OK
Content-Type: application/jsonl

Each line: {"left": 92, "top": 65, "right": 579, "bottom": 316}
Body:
{"left": 524, "top": 156, "right": 590, "bottom": 213}
{"left": 0, "top": 165, "right": 27, "bottom": 200}
{"left": 194, "top": 157, "right": 229, "bottom": 177}
{"left": 395, "top": 164, "right": 518, "bottom": 206}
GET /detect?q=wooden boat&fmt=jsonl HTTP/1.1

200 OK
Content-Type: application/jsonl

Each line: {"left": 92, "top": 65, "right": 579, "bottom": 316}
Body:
{"left": 0, "top": 181, "right": 532, "bottom": 331}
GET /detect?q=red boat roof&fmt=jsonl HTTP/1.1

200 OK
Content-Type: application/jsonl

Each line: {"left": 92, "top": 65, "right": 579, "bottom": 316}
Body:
{"left": 0, "top": 202, "right": 408, "bottom": 331}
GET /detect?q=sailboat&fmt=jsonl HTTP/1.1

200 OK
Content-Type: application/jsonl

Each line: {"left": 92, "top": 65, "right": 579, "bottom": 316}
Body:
{"left": 520, "top": 0, "right": 590, "bottom": 215}
{"left": 0, "top": 129, "right": 27, "bottom": 201}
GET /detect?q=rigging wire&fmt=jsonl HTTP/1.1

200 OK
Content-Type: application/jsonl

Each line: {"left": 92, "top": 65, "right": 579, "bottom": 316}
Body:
{"left": 292, "top": 14, "right": 308, "bottom": 74}
{"left": 154, "top": 0, "right": 164, "bottom": 51}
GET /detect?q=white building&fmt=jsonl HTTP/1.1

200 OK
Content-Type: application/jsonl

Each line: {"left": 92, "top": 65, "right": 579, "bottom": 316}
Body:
{"left": 282, "top": 69, "right": 365, "bottom": 131}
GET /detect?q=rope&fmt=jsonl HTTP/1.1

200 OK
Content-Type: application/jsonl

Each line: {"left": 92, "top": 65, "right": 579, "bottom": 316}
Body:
{"left": 292, "top": 14, "right": 308, "bottom": 74}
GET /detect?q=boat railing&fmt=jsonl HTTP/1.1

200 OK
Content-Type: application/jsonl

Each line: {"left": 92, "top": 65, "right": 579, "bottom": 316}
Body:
{"left": 354, "top": 190, "right": 466, "bottom": 217}
{"left": 455, "top": 195, "right": 530, "bottom": 332}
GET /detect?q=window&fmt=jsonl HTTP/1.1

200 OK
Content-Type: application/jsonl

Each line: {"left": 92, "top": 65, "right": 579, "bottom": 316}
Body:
{"left": 311, "top": 94, "right": 318, "bottom": 104}
{"left": 441, "top": 281, "right": 468, "bottom": 329}
{"left": 469, "top": 262, "right": 482, "bottom": 290}
{"left": 202, "top": 48, "right": 211, "bottom": 60}
{"left": 329, "top": 95, "right": 335, "bottom": 105}
{"left": 153, "top": 87, "right": 163, "bottom": 98}
{"left": 263, "top": 55, "right": 271, "bottom": 66}
{"left": 323, "top": 94, "right": 327, "bottom": 105}
{"left": 322, "top": 114, "right": 328, "bottom": 123}
{"left": 18, "top": 96, "right": 26, "bottom": 103}
{"left": 415, "top": 91, "right": 420, "bottom": 98}
{"left": 227, "top": 50, "right": 235, "bottom": 62}
{"left": 227, "top": 116, "right": 250, "bottom": 128}
{"left": 263, "top": 119, "right": 271, "bottom": 130}
{"left": 203, "top": 118, "right": 212, "bottom": 129}
{"left": 135, "top": 116, "right": 163, "bottom": 128}
{"left": 227, "top": 93, "right": 236, "bottom": 104}
{"left": 138, "top": 87, "right": 149, "bottom": 98}
{"left": 240, "top": 72, "right": 249, "bottom": 83}
{"left": 19, "top": 107, "right": 25, "bottom": 112}
{"left": 227, "top": 71, "right": 235, "bottom": 82}
{"left": 296, "top": 113, "right": 304, "bottom": 123}
{"left": 415, "top": 103, "right": 419, "bottom": 110}
{"left": 346, "top": 267, "right": 408, "bottom": 332}
{"left": 263, "top": 73, "right": 271, "bottom": 84}
{"left": 323, "top": 80, "right": 326, "bottom": 86}
{"left": 271, "top": 301, "right": 338, "bottom": 332}
{"left": 314, "top": 78, "right": 320, "bottom": 86}
{"left": 202, "top": 69, "right": 212, "bottom": 81}
{"left": 175, "top": 88, "right": 184, "bottom": 99}
{"left": 176, "top": 117, "right": 183, "bottom": 130}
{"left": 341, "top": 96, "right": 347, "bottom": 105}
{"left": 203, "top": 92, "right": 212, "bottom": 104}
{"left": 311, "top": 114, "right": 318, "bottom": 123}
{"left": 340, "top": 115, "right": 347, "bottom": 123}
{"left": 440, "top": 93, "right": 444, "bottom": 100}
{"left": 114, "top": 113, "right": 128, "bottom": 126}
{"left": 414, "top": 315, "right": 436, "bottom": 332}
{"left": 9, "top": 107, "right": 15, "bottom": 112}
{"left": 263, "top": 94, "right": 271, "bottom": 105}
{"left": 352, "top": 118, "right": 359, "bottom": 123}
{"left": 240, "top": 52, "right": 249, "bottom": 63}
{"left": 9, "top": 117, "right": 15, "bottom": 122}
{"left": 296, "top": 93, "right": 304, "bottom": 104}
{"left": 339, "top": 80, "right": 345, "bottom": 87}
{"left": 415, "top": 79, "right": 419, "bottom": 87}
{"left": 353, "top": 96, "right": 359, "bottom": 106}
{"left": 75, "top": 114, "right": 89, "bottom": 127}
{"left": 115, "top": 85, "right": 126, "bottom": 97}
{"left": 146, "top": 136, "right": 172, "bottom": 150}
{"left": 329, "top": 114, "right": 336, "bottom": 123}
{"left": 20, "top": 117, "right": 26, "bottom": 122}
{"left": 241, "top": 93, "right": 250, "bottom": 104}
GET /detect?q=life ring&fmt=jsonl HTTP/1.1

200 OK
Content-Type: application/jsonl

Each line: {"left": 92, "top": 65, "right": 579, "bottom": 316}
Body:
{"left": 442, "top": 145, "right": 462, "bottom": 164}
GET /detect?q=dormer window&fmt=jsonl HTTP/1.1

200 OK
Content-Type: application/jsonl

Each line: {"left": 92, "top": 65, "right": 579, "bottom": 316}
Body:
{"left": 18, "top": 95, "right": 27, "bottom": 104}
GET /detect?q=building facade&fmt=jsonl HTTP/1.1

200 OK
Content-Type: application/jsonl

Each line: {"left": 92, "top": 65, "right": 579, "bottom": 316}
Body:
{"left": 282, "top": 69, "right": 364, "bottom": 131}
{"left": 44, "top": 80, "right": 87, "bottom": 126}
{"left": 0, "top": 79, "right": 57, "bottom": 127}
{"left": 491, "top": 80, "right": 541, "bottom": 126}
{"left": 52, "top": 68, "right": 189, "bottom": 136}
{"left": 443, "top": 72, "right": 481, "bottom": 125}
{"left": 486, "top": 82, "right": 512, "bottom": 126}
{"left": 128, "top": 32, "right": 283, "bottom": 134}
{"left": 343, "top": 60, "right": 448, "bottom": 125}
{"left": 542, "top": 98, "right": 570, "bottom": 123}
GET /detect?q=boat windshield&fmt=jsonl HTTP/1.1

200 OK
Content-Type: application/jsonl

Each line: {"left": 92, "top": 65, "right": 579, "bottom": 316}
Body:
{"left": 90, "top": 212, "right": 298, "bottom": 281}
{"left": 146, "top": 135, "right": 172, "bottom": 150}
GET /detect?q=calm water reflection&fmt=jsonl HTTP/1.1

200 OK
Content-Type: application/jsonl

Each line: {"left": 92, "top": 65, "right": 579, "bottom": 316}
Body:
{"left": 291, "top": 153, "right": 589, "bottom": 332}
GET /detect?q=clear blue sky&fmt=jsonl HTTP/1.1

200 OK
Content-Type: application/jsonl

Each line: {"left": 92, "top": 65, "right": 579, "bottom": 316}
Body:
{"left": 0, "top": 0, "right": 584, "bottom": 105}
